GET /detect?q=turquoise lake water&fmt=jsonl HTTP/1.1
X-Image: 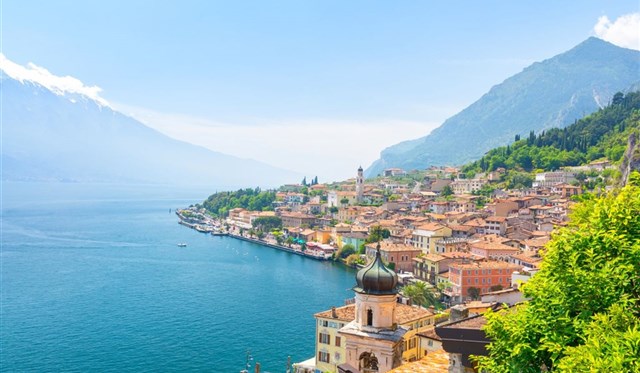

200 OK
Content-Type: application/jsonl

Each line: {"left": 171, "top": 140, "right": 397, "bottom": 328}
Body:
{"left": 1, "top": 183, "right": 356, "bottom": 372}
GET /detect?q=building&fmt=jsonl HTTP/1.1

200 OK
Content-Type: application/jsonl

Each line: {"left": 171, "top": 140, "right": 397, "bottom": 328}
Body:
{"left": 356, "top": 166, "right": 364, "bottom": 203}
{"left": 383, "top": 168, "right": 407, "bottom": 177}
{"left": 410, "top": 223, "right": 452, "bottom": 255}
{"left": 532, "top": 171, "right": 576, "bottom": 188}
{"left": 413, "top": 251, "right": 477, "bottom": 285}
{"left": 450, "top": 178, "right": 487, "bottom": 195}
{"left": 365, "top": 242, "right": 422, "bottom": 273}
{"left": 280, "top": 211, "right": 317, "bottom": 228}
{"left": 335, "top": 245, "right": 435, "bottom": 373}
{"left": 484, "top": 216, "right": 508, "bottom": 236}
{"left": 315, "top": 305, "right": 353, "bottom": 372}
{"left": 468, "top": 236, "right": 520, "bottom": 261}
{"left": 447, "top": 261, "right": 522, "bottom": 303}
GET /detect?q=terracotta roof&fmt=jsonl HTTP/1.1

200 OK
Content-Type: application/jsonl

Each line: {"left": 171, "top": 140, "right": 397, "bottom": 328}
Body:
{"left": 314, "top": 304, "right": 355, "bottom": 321}
{"left": 470, "top": 240, "right": 520, "bottom": 252}
{"left": 367, "top": 242, "right": 422, "bottom": 253}
{"left": 415, "top": 223, "right": 447, "bottom": 231}
{"left": 395, "top": 303, "right": 435, "bottom": 324}
{"left": 387, "top": 348, "right": 449, "bottom": 373}
{"left": 449, "top": 261, "right": 522, "bottom": 270}
{"left": 314, "top": 303, "right": 433, "bottom": 325}
{"left": 440, "top": 251, "right": 476, "bottom": 260}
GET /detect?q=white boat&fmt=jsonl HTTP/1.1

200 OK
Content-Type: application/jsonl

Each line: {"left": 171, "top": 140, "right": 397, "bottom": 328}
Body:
{"left": 177, "top": 243, "right": 187, "bottom": 247}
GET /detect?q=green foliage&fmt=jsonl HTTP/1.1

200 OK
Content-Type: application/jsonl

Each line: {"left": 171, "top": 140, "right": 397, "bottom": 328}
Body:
{"left": 441, "top": 184, "right": 453, "bottom": 196}
{"left": 475, "top": 176, "right": 640, "bottom": 371}
{"left": 462, "top": 91, "right": 640, "bottom": 175}
{"left": 467, "top": 286, "right": 480, "bottom": 300}
{"left": 366, "top": 226, "right": 391, "bottom": 244}
{"left": 345, "top": 253, "right": 365, "bottom": 267}
{"left": 203, "top": 188, "right": 276, "bottom": 217}
{"left": 335, "top": 244, "right": 356, "bottom": 260}
{"left": 403, "top": 282, "right": 438, "bottom": 308}
{"left": 251, "top": 216, "right": 282, "bottom": 232}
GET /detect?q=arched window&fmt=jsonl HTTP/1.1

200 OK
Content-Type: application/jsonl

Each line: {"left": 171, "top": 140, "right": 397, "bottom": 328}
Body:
{"left": 367, "top": 309, "right": 373, "bottom": 326}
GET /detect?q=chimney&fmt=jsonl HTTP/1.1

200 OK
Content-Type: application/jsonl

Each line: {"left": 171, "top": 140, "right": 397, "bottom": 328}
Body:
{"left": 449, "top": 304, "right": 469, "bottom": 322}
{"left": 331, "top": 306, "right": 337, "bottom": 318}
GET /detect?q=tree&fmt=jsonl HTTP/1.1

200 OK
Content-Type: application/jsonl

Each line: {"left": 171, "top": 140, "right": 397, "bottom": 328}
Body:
{"left": 467, "top": 286, "right": 480, "bottom": 300}
{"left": 441, "top": 185, "right": 453, "bottom": 197}
{"left": 340, "top": 197, "right": 350, "bottom": 206}
{"left": 403, "top": 282, "right": 439, "bottom": 308}
{"left": 345, "top": 253, "right": 365, "bottom": 267}
{"left": 366, "top": 225, "right": 391, "bottom": 243}
{"left": 252, "top": 216, "right": 282, "bottom": 232}
{"left": 335, "top": 244, "right": 356, "bottom": 260}
{"left": 301, "top": 176, "right": 307, "bottom": 186}
{"left": 475, "top": 174, "right": 640, "bottom": 372}
{"left": 489, "top": 284, "right": 503, "bottom": 292}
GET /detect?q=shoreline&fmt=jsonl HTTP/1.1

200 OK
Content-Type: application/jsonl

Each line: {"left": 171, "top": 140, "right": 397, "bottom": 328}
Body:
{"left": 175, "top": 210, "right": 330, "bottom": 261}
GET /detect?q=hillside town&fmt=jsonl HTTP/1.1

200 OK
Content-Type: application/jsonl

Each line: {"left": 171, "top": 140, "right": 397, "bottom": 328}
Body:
{"left": 177, "top": 161, "right": 620, "bottom": 373}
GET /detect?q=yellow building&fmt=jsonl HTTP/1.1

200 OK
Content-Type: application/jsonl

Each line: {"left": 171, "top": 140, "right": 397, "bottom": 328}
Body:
{"left": 314, "top": 303, "right": 437, "bottom": 372}
{"left": 314, "top": 306, "right": 353, "bottom": 372}
{"left": 410, "top": 223, "right": 452, "bottom": 255}
{"left": 313, "top": 243, "right": 439, "bottom": 373}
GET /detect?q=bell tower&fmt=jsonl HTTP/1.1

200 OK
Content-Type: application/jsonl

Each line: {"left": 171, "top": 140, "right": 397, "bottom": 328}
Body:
{"left": 356, "top": 166, "right": 364, "bottom": 203}
{"left": 338, "top": 244, "right": 405, "bottom": 372}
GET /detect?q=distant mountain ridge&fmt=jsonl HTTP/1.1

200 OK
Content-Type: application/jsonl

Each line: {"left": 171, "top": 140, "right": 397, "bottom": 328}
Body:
{"left": 2, "top": 72, "right": 300, "bottom": 188}
{"left": 366, "top": 37, "right": 640, "bottom": 177}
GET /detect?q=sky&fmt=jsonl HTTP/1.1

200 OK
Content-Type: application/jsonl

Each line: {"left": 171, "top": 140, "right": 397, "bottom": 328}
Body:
{"left": 2, "top": 1, "right": 639, "bottom": 182}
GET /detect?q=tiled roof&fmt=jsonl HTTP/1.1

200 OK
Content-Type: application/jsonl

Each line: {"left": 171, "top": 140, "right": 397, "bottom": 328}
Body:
{"left": 314, "top": 304, "right": 355, "bottom": 321}
{"left": 387, "top": 348, "right": 449, "bottom": 373}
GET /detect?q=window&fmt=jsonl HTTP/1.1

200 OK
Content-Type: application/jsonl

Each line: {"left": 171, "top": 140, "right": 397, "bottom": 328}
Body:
{"left": 408, "top": 337, "right": 417, "bottom": 349}
{"left": 475, "top": 278, "right": 478, "bottom": 284}
{"left": 487, "top": 269, "right": 491, "bottom": 274}
{"left": 367, "top": 309, "right": 373, "bottom": 326}
{"left": 318, "top": 351, "right": 330, "bottom": 363}
{"left": 428, "top": 340, "right": 434, "bottom": 347}
{"left": 320, "top": 320, "right": 328, "bottom": 327}
{"left": 488, "top": 278, "right": 491, "bottom": 284}
{"left": 319, "top": 333, "right": 330, "bottom": 344}
{"left": 499, "top": 277, "right": 503, "bottom": 283}
{"left": 335, "top": 336, "right": 341, "bottom": 347}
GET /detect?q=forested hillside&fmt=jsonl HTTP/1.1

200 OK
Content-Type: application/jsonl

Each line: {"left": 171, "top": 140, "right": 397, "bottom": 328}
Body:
{"left": 202, "top": 188, "right": 276, "bottom": 217}
{"left": 462, "top": 91, "right": 640, "bottom": 176}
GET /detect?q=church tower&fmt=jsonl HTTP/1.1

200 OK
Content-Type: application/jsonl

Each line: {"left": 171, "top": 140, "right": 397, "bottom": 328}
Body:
{"left": 356, "top": 166, "right": 364, "bottom": 203}
{"left": 337, "top": 244, "right": 405, "bottom": 373}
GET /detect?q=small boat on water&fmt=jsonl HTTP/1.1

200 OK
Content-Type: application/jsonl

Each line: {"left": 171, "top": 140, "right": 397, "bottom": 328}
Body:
{"left": 177, "top": 243, "right": 187, "bottom": 247}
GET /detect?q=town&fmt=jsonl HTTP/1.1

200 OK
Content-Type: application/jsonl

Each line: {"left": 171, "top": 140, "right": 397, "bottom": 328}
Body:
{"left": 177, "top": 160, "right": 616, "bottom": 373}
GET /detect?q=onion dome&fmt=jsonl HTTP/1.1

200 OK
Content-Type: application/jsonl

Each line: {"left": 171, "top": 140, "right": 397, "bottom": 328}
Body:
{"left": 354, "top": 243, "right": 397, "bottom": 295}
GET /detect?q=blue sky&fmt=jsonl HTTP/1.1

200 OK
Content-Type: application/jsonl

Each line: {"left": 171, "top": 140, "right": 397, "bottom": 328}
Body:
{"left": 2, "top": 1, "right": 639, "bottom": 181}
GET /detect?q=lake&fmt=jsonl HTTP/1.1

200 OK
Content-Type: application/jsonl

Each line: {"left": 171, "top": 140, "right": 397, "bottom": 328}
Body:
{"left": 1, "top": 182, "right": 356, "bottom": 372}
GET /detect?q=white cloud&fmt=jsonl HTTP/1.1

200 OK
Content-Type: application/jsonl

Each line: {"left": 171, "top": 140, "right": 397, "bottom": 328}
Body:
{"left": 114, "top": 104, "right": 439, "bottom": 182}
{"left": 0, "top": 54, "right": 110, "bottom": 106}
{"left": 593, "top": 13, "right": 640, "bottom": 50}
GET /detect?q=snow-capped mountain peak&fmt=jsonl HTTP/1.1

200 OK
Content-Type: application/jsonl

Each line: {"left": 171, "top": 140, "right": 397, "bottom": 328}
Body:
{"left": 0, "top": 53, "right": 110, "bottom": 108}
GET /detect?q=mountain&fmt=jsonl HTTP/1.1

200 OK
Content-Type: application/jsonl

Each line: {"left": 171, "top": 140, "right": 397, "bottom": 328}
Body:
{"left": 1, "top": 70, "right": 300, "bottom": 189}
{"left": 366, "top": 37, "right": 640, "bottom": 177}
{"left": 460, "top": 90, "right": 639, "bottom": 177}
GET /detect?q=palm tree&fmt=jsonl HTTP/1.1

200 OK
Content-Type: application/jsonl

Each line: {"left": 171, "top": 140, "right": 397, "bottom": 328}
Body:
{"left": 403, "top": 281, "right": 438, "bottom": 308}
